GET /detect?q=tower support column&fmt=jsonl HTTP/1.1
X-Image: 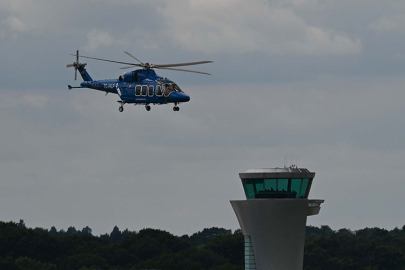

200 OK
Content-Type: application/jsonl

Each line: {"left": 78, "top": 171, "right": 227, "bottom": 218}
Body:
{"left": 231, "top": 199, "right": 308, "bottom": 270}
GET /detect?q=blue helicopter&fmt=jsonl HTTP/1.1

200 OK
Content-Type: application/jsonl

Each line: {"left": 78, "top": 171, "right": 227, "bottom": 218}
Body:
{"left": 67, "top": 50, "right": 212, "bottom": 112}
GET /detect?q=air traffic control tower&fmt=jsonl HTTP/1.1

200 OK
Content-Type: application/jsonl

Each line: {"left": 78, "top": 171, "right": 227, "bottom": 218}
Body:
{"left": 231, "top": 167, "right": 324, "bottom": 270}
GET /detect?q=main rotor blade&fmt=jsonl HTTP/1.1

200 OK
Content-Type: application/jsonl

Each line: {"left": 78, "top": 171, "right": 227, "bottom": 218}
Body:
{"left": 69, "top": 54, "right": 142, "bottom": 67}
{"left": 157, "top": 67, "right": 211, "bottom": 75}
{"left": 156, "top": 61, "right": 213, "bottom": 68}
{"left": 124, "top": 51, "right": 144, "bottom": 65}
{"left": 119, "top": 66, "right": 136, "bottom": 69}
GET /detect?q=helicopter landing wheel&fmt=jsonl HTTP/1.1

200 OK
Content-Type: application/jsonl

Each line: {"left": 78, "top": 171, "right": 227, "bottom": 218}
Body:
{"left": 173, "top": 107, "right": 180, "bottom": 111}
{"left": 119, "top": 106, "right": 124, "bottom": 112}
{"left": 145, "top": 105, "right": 151, "bottom": 111}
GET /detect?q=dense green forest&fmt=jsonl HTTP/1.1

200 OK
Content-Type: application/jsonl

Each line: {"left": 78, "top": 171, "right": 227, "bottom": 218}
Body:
{"left": 0, "top": 220, "right": 404, "bottom": 270}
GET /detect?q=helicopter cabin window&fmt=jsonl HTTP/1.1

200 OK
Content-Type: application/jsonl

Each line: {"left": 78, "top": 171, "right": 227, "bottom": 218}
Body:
{"left": 135, "top": 85, "right": 141, "bottom": 96}
{"left": 156, "top": 85, "right": 163, "bottom": 96}
{"left": 163, "top": 84, "right": 175, "bottom": 96}
{"left": 141, "top": 85, "right": 147, "bottom": 96}
{"left": 148, "top": 86, "right": 154, "bottom": 97}
{"left": 173, "top": 84, "right": 183, "bottom": 93}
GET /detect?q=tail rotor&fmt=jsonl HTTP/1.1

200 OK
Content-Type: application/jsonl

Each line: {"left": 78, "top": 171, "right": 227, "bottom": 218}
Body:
{"left": 67, "top": 50, "right": 87, "bottom": 80}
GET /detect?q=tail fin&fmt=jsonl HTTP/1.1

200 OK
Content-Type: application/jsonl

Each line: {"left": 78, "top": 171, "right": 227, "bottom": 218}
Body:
{"left": 67, "top": 50, "right": 93, "bottom": 82}
{"left": 77, "top": 65, "right": 93, "bottom": 81}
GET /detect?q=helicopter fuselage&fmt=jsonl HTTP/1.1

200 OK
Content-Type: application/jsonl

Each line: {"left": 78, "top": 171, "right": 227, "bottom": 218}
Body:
{"left": 79, "top": 69, "right": 190, "bottom": 106}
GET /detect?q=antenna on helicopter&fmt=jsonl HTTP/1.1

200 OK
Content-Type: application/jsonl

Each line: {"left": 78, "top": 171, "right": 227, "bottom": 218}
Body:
{"left": 67, "top": 50, "right": 87, "bottom": 80}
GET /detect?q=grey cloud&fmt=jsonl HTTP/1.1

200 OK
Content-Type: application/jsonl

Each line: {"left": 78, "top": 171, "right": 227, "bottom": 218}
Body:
{"left": 161, "top": 0, "right": 361, "bottom": 56}
{"left": 1, "top": 0, "right": 405, "bottom": 88}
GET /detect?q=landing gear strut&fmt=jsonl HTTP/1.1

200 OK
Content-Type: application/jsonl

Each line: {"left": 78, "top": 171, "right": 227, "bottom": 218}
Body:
{"left": 118, "top": 102, "right": 124, "bottom": 112}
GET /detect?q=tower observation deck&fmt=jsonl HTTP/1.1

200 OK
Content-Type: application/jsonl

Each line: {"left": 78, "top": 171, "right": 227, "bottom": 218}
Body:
{"left": 230, "top": 167, "right": 324, "bottom": 270}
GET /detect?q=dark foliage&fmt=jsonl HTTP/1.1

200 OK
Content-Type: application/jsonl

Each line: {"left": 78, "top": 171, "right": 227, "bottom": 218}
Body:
{"left": 304, "top": 226, "right": 405, "bottom": 270}
{"left": 0, "top": 221, "right": 404, "bottom": 270}
{"left": 180, "top": 227, "right": 232, "bottom": 247}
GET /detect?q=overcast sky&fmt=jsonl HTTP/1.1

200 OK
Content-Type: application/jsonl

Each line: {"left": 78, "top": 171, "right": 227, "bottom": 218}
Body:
{"left": 1, "top": 0, "right": 405, "bottom": 236}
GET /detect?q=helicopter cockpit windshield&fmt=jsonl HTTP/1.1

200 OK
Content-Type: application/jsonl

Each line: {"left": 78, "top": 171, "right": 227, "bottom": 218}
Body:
{"left": 163, "top": 83, "right": 183, "bottom": 96}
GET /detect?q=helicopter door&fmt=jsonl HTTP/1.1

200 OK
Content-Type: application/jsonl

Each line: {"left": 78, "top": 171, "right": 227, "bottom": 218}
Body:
{"left": 156, "top": 85, "right": 163, "bottom": 97}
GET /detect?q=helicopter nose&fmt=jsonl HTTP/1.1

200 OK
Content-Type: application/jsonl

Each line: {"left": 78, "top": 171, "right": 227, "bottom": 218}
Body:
{"left": 171, "top": 92, "right": 190, "bottom": 102}
{"left": 181, "top": 94, "right": 190, "bottom": 102}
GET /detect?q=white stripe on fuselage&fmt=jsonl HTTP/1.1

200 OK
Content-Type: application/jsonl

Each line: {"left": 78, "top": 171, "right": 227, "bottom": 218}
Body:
{"left": 116, "top": 83, "right": 122, "bottom": 96}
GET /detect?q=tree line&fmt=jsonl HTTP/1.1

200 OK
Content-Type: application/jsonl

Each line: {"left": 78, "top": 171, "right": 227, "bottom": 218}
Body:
{"left": 0, "top": 220, "right": 404, "bottom": 270}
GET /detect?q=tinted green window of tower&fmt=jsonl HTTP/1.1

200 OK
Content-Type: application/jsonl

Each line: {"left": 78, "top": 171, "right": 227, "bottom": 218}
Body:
{"left": 244, "top": 236, "right": 256, "bottom": 270}
{"left": 241, "top": 180, "right": 246, "bottom": 198}
{"left": 306, "top": 179, "right": 313, "bottom": 197}
{"left": 244, "top": 179, "right": 256, "bottom": 199}
{"left": 254, "top": 179, "right": 264, "bottom": 193}
{"left": 277, "top": 179, "right": 288, "bottom": 192}
{"left": 264, "top": 179, "right": 277, "bottom": 191}
{"left": 300, "top": 178, "right": 309, "bottom": 198}
{"left": 290, "top": 179, "right": 301, "bottom": 198}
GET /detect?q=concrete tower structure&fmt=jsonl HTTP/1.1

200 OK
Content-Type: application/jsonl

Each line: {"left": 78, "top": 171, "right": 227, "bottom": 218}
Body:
{"left": 230, "top": 167, "right": 324, "bottom": 270}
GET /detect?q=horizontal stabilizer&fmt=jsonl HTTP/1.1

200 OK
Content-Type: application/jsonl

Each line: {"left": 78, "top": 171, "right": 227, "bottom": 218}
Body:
{"left": 68, "top": 85, "right": 83, "bottom": 90}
